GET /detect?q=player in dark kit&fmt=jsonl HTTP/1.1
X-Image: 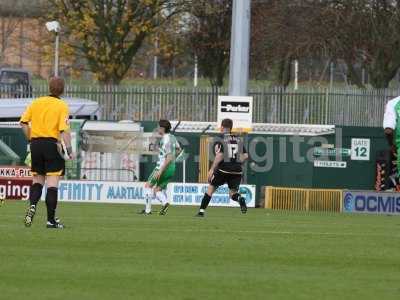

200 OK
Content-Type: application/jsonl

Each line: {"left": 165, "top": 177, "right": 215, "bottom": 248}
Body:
{"left": 196, "top": 118, "right": 249, "bottom": 217}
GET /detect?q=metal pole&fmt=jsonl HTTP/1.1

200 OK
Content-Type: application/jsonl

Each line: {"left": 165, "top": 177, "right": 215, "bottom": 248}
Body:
{"left": 183, "top": 159, "right": 186, "bottom": 183}
{"left": 153, "top": 56, "right": 158, "bottom": 80}
{"left": 294, "top": 60, "right": 299, "bottom": 90}
{"left": 183, "top": 159, "right": 186, "bottom": 202}
{"left": 194, "top": 55, "right": 198, "bottom": 87}
{"left": 55, "top": 32, "right": 59, "bottom": 77}
{"left": 153, "top": 37, "right": 159, "bottom": 80}
{"left": 362, "top": 68, "right": 366, "bottom": 86}
{"left": 330, "top": 62, "right": 334, "bottom": 89}
{"left": 228, "top": 0, "right": 251, "bottom": 96}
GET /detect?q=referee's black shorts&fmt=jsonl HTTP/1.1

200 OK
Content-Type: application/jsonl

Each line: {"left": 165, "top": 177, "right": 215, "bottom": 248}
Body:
{"left": 210, "top": 169, "right": 242, "bottom": 191}
{"left": 30, "top": 138, "right": 65, "bottom": 176}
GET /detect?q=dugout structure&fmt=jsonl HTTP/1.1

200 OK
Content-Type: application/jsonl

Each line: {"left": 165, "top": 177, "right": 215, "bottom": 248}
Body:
{"left": 0, "top": 121, "right": 158, "bottom": 182}
{"left": 79, "top": 121, "right": 158, "bottom": 182}
{"left": 0, "top": 122, "right": 26, "bottom": 165}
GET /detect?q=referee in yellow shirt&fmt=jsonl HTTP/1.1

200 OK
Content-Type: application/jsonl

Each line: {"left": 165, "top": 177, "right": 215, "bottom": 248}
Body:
{"left": 20, "top": 77, "right": 74, "bottom": 229}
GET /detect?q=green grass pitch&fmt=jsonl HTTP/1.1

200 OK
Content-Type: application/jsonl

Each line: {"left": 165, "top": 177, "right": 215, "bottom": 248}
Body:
{"left": 0, "top": 201, "right": 399, "bottom": 300}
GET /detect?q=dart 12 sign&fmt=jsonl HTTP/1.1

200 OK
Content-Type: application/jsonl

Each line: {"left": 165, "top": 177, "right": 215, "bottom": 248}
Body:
{"left": 218, "top": 96, "right": 253, "bottom": 133}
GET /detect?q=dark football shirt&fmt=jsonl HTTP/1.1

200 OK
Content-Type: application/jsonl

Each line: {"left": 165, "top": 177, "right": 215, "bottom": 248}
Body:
{"left": 213, "top": 134, "right": 247, "bottom": 174}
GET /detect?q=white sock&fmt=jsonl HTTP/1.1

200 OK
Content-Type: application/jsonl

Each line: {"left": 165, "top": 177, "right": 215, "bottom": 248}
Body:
{"left": 156, "top": 191, "right": 168, "bottom": 206}
{"left": 145, "top": 188, "right": 154, "bottom": 213}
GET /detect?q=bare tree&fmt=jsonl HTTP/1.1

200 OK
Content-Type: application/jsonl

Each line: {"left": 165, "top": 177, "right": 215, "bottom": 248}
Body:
{"left": 251, "top": 0, "right": 328, "bottom": 87}
{"left": 251, "top": 0, "right": 400, "bottom": 88}
{"left": 186, "top": 0, "right": 232, "bottom": 87}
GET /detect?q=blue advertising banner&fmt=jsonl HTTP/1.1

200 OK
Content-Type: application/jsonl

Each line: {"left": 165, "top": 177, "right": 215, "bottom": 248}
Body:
{"left": 56, "top": 180, "right": 256, "bottom": 207}
{"left": 58, "top": 180, "right": 146, "bottom": 204}
{"left": 343, "top": 191, "right": 400, "bottom": 215}
{"left": 168, "top": 183, "right": 256, "bottom": 208}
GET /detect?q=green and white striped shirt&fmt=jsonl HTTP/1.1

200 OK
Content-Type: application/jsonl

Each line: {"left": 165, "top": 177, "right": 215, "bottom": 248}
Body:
{"left": 156, "top": 133, "right": 180, "bottom": 170}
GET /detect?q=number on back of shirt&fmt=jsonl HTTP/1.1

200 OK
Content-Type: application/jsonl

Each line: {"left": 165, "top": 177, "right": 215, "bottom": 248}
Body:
{"left": 227, "top": 143, "right": 239, "bottom": 160}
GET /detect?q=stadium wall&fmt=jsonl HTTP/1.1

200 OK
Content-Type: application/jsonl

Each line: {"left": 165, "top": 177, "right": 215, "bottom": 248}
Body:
{"left": 139, "top": 122, "right": 388, "bottom": 205}
{"left": 245, "top": 126, "right": 387, "bottom": 191}
{"left": 0, "top": 122, "right": 388, "bottom": 206}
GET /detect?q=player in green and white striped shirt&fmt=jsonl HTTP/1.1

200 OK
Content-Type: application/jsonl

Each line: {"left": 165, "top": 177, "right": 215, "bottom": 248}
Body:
{"left": 141, "top": 119, "right": 181, "bottom": 215}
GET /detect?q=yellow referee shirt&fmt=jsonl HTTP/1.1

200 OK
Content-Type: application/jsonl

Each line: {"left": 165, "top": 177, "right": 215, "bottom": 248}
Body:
{"left": 20, "top": 96, "right": 70, "bottom": 139}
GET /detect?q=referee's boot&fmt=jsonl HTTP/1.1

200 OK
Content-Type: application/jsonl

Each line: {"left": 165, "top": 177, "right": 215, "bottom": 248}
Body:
{"left": 24, "top": 205, "right": 36, "bottom": 227}
{"left": 46, "top": 218, "right": 65, "bottom": 229}
{"left": 239, "top": 197, "right": 247, "bottom": 214}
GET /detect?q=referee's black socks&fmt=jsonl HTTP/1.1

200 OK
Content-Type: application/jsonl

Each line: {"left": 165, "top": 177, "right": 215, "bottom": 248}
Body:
{"left": 199, "top": 193, "right": 212, "bottom": 212}
{"left": 45, "top": 187, "right": 58, "bottom": 224}
{"left": 29, "top": 183, "right": 43, "bottom": 207}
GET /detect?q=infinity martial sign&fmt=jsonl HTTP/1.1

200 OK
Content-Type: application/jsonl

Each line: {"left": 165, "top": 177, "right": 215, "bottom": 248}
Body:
{"left": 56, "top": 180, "right": 257, "bottom": 207}
{"left": 58, "top": 181, "right": 145, "bottom": 204}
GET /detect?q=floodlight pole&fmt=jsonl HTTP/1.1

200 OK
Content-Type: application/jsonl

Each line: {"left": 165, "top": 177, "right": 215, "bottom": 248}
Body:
{"left": 228, "top": 0, "right": 251, "bottom": 96}
{"left": 46, "top": 21, "right": 61, "bottom": 77}
{"left": 228, "top": 0, "right": 251, "bottom": 185}
{"left": 54, "top": 32, "right": 60, "bottom": 77}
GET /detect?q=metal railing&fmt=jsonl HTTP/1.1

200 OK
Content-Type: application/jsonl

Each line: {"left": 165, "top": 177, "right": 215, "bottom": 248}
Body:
{"left": 264, "top": 186, "right": 343, "bottom": 212}
{"left": 0, "top": 84, "right": 32, "bottom": 98}
{"left": 16, "top": 85, "right": 400, "bottom": 127}
{"left": 66, "top": 168, "right": 138, "bottom": 182}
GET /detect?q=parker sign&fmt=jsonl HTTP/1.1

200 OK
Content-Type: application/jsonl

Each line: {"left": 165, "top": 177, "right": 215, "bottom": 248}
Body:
{"left": 218, "top": 96, "right": 253, "bottom": 132}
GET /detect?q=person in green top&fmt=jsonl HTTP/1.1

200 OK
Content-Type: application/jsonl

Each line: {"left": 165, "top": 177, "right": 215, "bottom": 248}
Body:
{"left": 141, "top": 119, "right": 181, "bottom": 215}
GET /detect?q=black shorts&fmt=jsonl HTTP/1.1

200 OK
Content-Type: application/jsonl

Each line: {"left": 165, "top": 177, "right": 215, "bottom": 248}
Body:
{"left": 210, "top": 169, "right": 242, "bottom": 191}
{"left": 31, "top": 138, "right": 65, "bottom": 176}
